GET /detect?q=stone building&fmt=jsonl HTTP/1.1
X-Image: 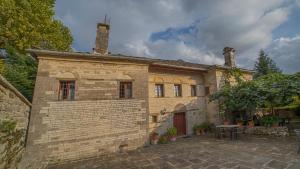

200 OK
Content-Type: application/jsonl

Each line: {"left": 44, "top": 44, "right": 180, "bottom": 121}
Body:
{"left": 25, "top": 22, "right": 253, "bottom": 164}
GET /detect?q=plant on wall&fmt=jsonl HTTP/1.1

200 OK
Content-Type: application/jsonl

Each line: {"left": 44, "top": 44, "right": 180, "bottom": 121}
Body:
{"left": 160, "top": 108, "right": 167, "bottom": 115}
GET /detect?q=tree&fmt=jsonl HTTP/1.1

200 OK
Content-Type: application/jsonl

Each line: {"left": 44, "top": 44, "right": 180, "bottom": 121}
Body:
{"left": 253, "top": 50, "right": 281, "bottom": 79}
{"left": 0, "top": 0, "right": 73, "bottom": 101}
{"left": 2, "top": 46, "right": 37, "bottom": 101}
{"left": 210, "top": 72, "right": 300, "bottom": 122}
{"left": 0, "top": 0, "right": 73, "bottom": 51}
{"left": 256, "top": 73, "right": 300, "bottom": 114}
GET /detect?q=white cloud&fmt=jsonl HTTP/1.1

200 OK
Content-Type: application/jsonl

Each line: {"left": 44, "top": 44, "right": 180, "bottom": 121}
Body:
{"left": 267, "top": 35, "right": 300, "bottom": 73}
{"left": 55, "top": 0, "right": 299, "bottom": 71}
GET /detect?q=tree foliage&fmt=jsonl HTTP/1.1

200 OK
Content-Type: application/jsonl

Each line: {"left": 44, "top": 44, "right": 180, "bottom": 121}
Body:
{"left": 210, "top": 71, "right": 300, "bottom": 120}
{"left": 254, "top": 50, "right": 281, "bottom": 79}
{"left": 0, "top": 0, "right": 73, "bottom": 101}
{"left": 0, "top": 0, "right": 73, "bottom": 51}
{"left": 2, "top": 46, "right": 37, "bottom": 101}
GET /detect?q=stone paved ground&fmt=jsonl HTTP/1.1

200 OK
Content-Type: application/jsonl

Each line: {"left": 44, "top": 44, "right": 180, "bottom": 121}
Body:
{"left": 47, "top": 135, "right": 300, "bottom": 169}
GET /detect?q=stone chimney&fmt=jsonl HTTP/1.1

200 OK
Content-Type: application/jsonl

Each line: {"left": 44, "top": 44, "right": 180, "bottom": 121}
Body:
{"left": 223, "top": 47, "right": 236, "bottom": 67}
{"left": 95, "top": 23, "right": 110, "bottom": 54}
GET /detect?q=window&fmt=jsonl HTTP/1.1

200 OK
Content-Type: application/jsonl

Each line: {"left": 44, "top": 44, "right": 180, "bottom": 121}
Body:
{"left": 155, "top": 84, "right": 164, "bottom": 97}
{"left": 174, "top": 84, "right": 182, "bottom": 97}
{"left": 120, "top": 82, "right": 132, "bottom": 98}
{"left": 152, "top": 115, "right": 158, "bottom": 123}
{"left": 191, "top": 85, "right": 197, "bottom": 97}
{"left": 59, "top": 81, "right": 75, "bottom": 100}
{"left": 205, "top": 86, "right": 210, "bottom": 95}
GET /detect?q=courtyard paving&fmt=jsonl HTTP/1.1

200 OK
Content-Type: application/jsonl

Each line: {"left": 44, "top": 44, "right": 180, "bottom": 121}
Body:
{"left": 47, "top": 135, "right": 300, "bottom": 169}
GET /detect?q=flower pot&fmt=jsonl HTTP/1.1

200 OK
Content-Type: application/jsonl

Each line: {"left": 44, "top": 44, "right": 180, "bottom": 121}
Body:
{"left": 248, "top": 121, "right": 254, "bottom": 128}
{"left": 170, "top": 136, "right": 176, "bottom": 142}
{"left": 237, "top": 122, "right": 243, "bottom": 127}
{"left": 150, "top": 139, "right": 158, "bottom": 145}
{"left": 196, "top": 130, "right": 202, "bottom": 136}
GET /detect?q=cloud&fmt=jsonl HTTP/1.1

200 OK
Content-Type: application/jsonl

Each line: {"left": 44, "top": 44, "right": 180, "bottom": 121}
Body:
{"left": 55, "top": 0, "right": 299, "bottom": 71}
{"left": 267, "top": 35, "right": 300, "bottom": 73}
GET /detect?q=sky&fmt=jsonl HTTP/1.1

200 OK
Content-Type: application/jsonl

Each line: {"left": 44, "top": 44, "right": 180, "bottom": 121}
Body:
{"left": 55, "top": 0, "right": 300, "bottom": 73}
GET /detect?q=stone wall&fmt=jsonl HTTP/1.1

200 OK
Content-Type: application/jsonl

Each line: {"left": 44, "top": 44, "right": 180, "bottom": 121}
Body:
{"left": 29, "top": 99, "right": 147, "bottom": 163}
{"left": 0, "top": 75, "right": 30, "bottom": 130}
{"left": 25, "top": 57, "right": 149, "bottom": 164}
{"left": 246, "top": 126, "right": 289, "bottom": 137}
{"left": 0, "top": 75, "right": 31, "bottom": 169}
{"left": 148, "top": 67, "right": 207, "bottom": 135}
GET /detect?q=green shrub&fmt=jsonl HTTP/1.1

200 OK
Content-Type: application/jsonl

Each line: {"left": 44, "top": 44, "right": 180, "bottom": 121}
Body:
{"left": 167, "top": 127, "right": 177, "bottom": 136}
{"left": 201, "top": 122, "right": 211, "bottom": 132}
{"left": 193, "top": 124, "right": 201, "bottom": 133}
{"left": 158, "top": 135, "right": 168, "bottom": 144}
{"left": 260, "top": 116, "right": 279, "bottom": 127}
{"left": 0, "top": 120, "right": 17, "bottom": 134}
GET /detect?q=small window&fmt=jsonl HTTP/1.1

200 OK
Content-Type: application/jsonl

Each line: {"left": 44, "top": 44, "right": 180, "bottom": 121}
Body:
{"left": 155, "top": 84, "right": 164, "bottom": 97}
{"left": 152, "top": 115, "right": 158, "bottom": 123}
{"left": 174, "top": 84, "right": 182, "bottom": 97}
{"left": 59, "top": 81, "right": 75, "bottom": 100}
{"left": 205, "top": 86, "right": 210, "bottom": 95}
{"left": 120, "top": 82, "right": 132, "bottom": 98}
{"left": 191, "top": 85, "right": 197, "bottom": 97}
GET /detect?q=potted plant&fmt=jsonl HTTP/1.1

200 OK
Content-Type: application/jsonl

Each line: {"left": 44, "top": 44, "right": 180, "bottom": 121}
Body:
{"left": 167, "top": 127, "right": 177, "bottom": 141}
{"left": 150, "top": 132, "right": 159, "bottom": 145}
{"left": 237, "top": 119, "right": 243, "bottom": 127}
{"left": 248, "top": 120, "right": 254, "bottom": 128}
{"left": 193, "top": 124, "right": 202, "bottom": 135}
{"left": 158, "top": 134, "right": 168, "bottom": 144}
{"left": 201, "top": 122, "right": 211, "bottom": 133}
{"left": 223, "top": 119, "right": 230, "bottom": 125}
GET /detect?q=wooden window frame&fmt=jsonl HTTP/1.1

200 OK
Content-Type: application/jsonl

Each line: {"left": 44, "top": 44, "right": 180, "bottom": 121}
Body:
{"left": 205, "top": 86, "right": 210, "bottom": 96}
{"left": 191, "top": 85, "right": 197, "bottom": 97}
{"left": 155, "top": 84, "right": 164, "bottom": 97}
{"left": 119, "top": 81, "right": 133, "bottom": 99}
{"left": 152, "top": 115, "right": 158, "bottom": 123}
{"left": 174, "top": 84, "right": 182, "bottom": 97}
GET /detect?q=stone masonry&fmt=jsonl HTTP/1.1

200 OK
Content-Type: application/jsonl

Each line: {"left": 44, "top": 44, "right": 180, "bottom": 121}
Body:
{"left": 25, "top": 57, "right": 149, "bottom": 165}
{"left": 148, "top": 66, "right": 207, "bottom": 135}
{"left": 0, "top": 74, "right": 31, "bottom": 169}
{"left": 0, "top": 75, "right": 31, "bottom": 129}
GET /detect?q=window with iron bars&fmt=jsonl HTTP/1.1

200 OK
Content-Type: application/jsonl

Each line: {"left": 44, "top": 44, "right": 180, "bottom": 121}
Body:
{"left": 59, "top": 81, "right": 75, "bottom": 100}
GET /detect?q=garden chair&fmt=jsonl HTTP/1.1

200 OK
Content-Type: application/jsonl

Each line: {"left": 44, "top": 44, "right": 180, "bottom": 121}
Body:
{"left": 233, "top": 125, "right": 246, "bottom": 140}
{"left": 211, "top": 125, "right": 226, "bottom": 139}
{"left": 294, "top": 129, "right": 300, "bottom": 154}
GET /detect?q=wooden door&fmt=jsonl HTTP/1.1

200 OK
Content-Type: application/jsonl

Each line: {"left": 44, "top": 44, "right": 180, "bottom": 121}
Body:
{"left": 173, "top": 112, "right": 186, "bottom": 135}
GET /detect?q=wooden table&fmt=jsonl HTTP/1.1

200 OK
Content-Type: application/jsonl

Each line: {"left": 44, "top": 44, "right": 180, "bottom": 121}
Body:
{"left": 216, "top": 125, "right": 240, "bottom": 140}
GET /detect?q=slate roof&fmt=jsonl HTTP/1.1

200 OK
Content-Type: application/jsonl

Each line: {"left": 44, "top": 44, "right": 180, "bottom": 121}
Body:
{"left": 27, "top": 49, "right": 254, "bottom": 73}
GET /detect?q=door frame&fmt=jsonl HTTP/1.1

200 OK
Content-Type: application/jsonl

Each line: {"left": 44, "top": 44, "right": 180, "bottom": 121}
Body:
{"left": 173, "top": 112, "right": 187, "bottom": 136}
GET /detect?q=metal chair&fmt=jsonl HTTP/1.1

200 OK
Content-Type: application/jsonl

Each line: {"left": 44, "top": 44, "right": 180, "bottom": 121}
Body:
{"left": 213, "top": 126, "right": 226, "bottom": 139}
{"left": 294, "top": 129, "right": 300, "bottom": 154}
{"left": 233, "top": 126, "right": 246, "bottom": 140}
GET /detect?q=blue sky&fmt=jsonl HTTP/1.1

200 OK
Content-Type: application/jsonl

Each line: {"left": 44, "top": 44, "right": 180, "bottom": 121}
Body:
{"left": 55, "top": 0, "right": 300, "bottom": 73}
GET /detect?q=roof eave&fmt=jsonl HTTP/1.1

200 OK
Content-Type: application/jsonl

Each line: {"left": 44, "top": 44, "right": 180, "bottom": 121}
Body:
{"left": 212, "top": 65, "right": 255, "bottom": 74}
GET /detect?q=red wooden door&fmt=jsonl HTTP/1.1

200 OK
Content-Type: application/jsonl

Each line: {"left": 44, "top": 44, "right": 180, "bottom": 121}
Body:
{"left": 173, "top": 112, "right": 186, "bottom": 135}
